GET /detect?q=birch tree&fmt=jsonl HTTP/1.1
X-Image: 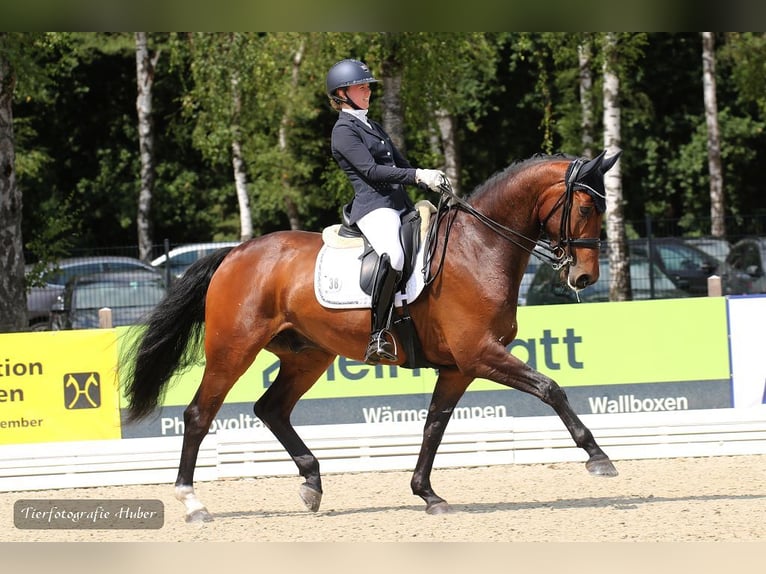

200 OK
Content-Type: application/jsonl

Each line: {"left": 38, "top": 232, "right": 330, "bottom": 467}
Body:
{"left": 135, "top": 32, "right": 160, "bottom": 261}
{"left": 602, "top": 33, "right": 630, "bottom": 301}
{"left": 395, "top": 32, "right": 498, "bottom": 197}
{"left": 229, "top": 69, "right": 253, "bottom": 240}
{"left": 702, "top": 32, "right": 725, "bottom": 238}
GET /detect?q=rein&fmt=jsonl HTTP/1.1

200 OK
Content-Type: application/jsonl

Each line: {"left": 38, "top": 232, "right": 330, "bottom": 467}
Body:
{"left": 423, "top": 158, "right": 601, "bottom": 285}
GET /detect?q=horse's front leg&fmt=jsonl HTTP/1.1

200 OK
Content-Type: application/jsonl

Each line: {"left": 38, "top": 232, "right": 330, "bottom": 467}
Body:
{"left": 411, "top": 368, "right": 473, "bottom": 514}
{"left": 253, "top": 349, "right": 336, "bottom": 512}
{"left": 478, "top": 345, "right": 618, "bottom": 477}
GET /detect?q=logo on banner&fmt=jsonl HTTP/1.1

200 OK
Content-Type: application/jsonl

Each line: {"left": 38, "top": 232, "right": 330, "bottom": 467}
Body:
{"left": 64, "top": 372, "right": 101, "bottom": 409}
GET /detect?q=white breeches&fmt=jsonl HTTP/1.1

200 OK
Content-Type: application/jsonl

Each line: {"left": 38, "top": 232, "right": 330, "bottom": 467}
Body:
{"left": 355, "top": 207, "right": 405, "bottom": 271}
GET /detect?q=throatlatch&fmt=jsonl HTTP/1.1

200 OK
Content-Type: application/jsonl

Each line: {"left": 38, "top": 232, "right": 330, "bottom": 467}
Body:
{"left": 364, "top": 253, "right": 401, "bottom": 363}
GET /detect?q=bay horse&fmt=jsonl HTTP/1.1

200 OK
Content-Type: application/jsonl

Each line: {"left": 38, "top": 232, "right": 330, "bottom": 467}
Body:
{"left": 120, "top": 149, "right": 621, "bottom": 522}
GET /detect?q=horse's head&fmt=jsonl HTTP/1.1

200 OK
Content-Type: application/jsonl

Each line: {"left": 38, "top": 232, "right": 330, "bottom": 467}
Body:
{"left": 540, "top": 149, "right": 621, "bottom": 292}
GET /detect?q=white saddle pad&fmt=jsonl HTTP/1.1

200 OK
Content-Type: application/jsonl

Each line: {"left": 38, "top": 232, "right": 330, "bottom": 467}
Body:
{"left": 314, "top": 242, "right": 428, "bottom": 309}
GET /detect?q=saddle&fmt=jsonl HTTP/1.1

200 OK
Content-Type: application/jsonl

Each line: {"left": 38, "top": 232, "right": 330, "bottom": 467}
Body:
{"left": 321, "top": 200, "right": 436, "bottom": 294}
{"left": 317, "top": 200, "right": 443, "bottom": 370}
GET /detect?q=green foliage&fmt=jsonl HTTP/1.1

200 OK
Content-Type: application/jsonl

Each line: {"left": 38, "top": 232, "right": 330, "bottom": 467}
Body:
{"left": 8, "top": 31, "right": 766, "bottom": 258}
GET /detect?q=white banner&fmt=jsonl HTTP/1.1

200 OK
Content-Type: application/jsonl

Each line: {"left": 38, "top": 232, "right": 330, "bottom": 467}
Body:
{"left": 727, "top": 295, "right": 766, "bottom": 408}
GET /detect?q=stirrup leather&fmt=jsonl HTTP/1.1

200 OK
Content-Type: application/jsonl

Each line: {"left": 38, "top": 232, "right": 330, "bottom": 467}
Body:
{"left": 364, "top": 253, "right": 401, "bottom": 363}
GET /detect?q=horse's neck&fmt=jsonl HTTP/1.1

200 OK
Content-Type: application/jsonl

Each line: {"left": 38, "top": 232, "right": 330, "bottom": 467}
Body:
{"left": 465, "top": 173, "right": 546, "bottom": 279}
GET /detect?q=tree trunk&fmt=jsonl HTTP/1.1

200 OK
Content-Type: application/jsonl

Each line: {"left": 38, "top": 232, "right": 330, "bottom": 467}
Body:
{"left": 380, "top": 49, "right": 406, "bottom": 154}
{"left": 135, "top": 32, "right": 159, "bottom": 262}
{"left": 230, "top": 71, "right": 253, "bottom": 241}
{"left": 435, "top": 109, "right": 460, "bottom": 196}
{"left": 0, "top": 45, "right": 27, "bottom": 332}
{"left": 602, "top": 33, "right": 631, "bottom": 302}
{"left": 278, "top": 40, "right": 304, "bottom": 231}
{"left": 578, "top": 38, "right": 594, "bottom": 158}
{"left": 702, "top": 32, "right": 726, "bottom": 238}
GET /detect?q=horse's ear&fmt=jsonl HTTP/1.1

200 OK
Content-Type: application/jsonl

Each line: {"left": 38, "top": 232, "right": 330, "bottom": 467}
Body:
{"left": 576, "top": 149, "right": 607, "bottom": 179}
{"left": 600, "top": 150, "right": 622, "bottom": 174}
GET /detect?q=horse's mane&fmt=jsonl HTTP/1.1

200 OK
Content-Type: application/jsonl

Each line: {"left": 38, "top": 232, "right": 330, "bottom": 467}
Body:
{"left": 466, "top": 152, "right": 576, "bottom": 202}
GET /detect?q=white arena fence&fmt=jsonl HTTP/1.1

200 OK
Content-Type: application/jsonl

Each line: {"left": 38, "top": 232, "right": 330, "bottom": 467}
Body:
{"left": 1, "top": 406, "right": 765, "bottom": 492}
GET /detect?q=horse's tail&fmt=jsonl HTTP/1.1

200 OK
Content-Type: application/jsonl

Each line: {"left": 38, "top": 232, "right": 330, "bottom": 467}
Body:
{"left": 119, "top": 246, "right": 235, "bottom": 422}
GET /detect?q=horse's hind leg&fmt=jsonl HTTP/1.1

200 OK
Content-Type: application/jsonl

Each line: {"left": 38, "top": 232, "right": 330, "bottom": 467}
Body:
{"left": 175, "top": 345, "right": 259, "bottom": 523}
{"left": 254, "top": 347, "right": 336, "bottom": 512}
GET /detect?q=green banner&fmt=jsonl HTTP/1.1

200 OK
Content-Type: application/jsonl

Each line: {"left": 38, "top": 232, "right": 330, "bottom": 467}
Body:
{"left": 117, "top": 296, "right": 730, "bottom": 408}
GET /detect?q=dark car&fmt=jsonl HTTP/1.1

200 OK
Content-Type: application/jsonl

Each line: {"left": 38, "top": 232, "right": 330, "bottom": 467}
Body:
{"left": 725, "top": 237, "right": 766, "bottom": 295}
{"left": 25, "top": 256, "right": 158, "bottom": 330}
{"left": 526, "top": 255, "right": 690, "bottom": 305}
{"left": 683, "top": 237, "right": 731, "bottom": 265}
{"left": 626, "top": 238, "right": 727, "bottom": 296}
{"left": 49, "top": 270, "right": 167, "bottom": 330}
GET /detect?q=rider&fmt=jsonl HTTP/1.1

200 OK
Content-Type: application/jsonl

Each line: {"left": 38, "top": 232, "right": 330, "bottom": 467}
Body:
{"left": 326, "top": 58, "right": 445, "bottom": 364}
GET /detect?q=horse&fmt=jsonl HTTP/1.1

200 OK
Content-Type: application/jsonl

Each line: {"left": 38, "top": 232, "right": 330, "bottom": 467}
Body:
{"left": 120, "top": 149, "right": 622, "bottom": 522}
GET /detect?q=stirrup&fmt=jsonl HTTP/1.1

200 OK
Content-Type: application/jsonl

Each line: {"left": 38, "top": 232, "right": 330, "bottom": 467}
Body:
{"left": 364, "top": 330, "right": 398, "bottom": 364}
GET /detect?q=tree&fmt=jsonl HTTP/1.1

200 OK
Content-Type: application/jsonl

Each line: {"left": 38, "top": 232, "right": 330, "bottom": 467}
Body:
{"left": 229, "top": 68, "right": 254, "bottom": 240}
{"left": 702, "top": 32, "right": 726, "bottom": 237}
{"left": 578, "top": 36, "right": 595, "bottom": 158}
{"left": 0, "top": 33, "right": 27, "bottom": 331}
{"left": 135, "top": 32, "right": 161, "bottom": 261}
{"left": 276, "top": 37, "right": 305, "bottom": 231}
{"left": 702, "top": 32, "right": 725, "bottom": 238}
{"left": 602, "top": 33, "right": 631, "bottom": 302}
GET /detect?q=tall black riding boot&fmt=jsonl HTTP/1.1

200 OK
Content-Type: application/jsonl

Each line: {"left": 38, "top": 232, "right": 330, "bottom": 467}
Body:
{"left": 364, "top": 254, "right": 402, "bottom": 364}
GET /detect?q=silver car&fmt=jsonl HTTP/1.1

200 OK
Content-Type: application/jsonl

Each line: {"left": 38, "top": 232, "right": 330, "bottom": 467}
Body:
{"left": 49, "top": 270, "right": 167, "bottom": 330}
{"left": 25, "top": 256, "right": 158, "bottom": 330}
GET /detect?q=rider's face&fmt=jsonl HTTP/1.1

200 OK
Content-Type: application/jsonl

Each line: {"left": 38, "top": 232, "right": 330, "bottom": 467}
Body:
{"left": 343, "top": 83, "right": 371, "bottom": 109}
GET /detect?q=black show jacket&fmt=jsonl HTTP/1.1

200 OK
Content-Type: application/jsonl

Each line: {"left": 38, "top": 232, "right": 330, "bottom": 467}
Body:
{"left": 331, "top": 111, "right": 416, "bottom": 224}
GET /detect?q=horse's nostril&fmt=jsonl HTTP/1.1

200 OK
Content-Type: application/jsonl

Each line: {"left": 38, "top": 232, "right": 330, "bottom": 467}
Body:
{"left": 575, "top": 275, "right": 592, "bottom": 289}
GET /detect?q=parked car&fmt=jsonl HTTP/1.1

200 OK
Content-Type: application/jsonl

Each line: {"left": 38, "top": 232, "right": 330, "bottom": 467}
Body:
{"left": 25, "top": 256, "right": 159, "bottom": 330}
{"left": 151, "top": 241, "right": 240, "bottom": 279}
{"left": 625, "top": 238, "right": 728, "bottom": 296}
{"left": 725, "top": 237, "right": 766, "bottom": 295}
{"left": 49, "top": 270, "right": 167, "bottom": 330}
{"left": 526, "top": 255, "right": 691, "bottom": 305}
{"left": 683, "top": 237, "right": 731, "bottom": 264}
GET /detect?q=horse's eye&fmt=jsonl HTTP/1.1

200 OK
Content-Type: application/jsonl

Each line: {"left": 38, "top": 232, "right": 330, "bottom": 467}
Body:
{"left": 579, "top": 205, "right": 594, "bottom": 217}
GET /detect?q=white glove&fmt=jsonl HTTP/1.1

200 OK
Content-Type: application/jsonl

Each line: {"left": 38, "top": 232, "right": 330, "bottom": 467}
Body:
{"left": 416, "top": 168, "right": 446, "bottom": 191}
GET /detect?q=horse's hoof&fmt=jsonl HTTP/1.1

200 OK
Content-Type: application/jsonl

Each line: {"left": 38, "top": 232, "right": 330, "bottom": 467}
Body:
{"left": 586, "top": 455, "right": 619, "bottom": 477}
{"left": 185, "top": 508, "right": 214, "bottom": 523}
{"left": 299, "top": 483, "right": 323, "bottom": 512}
{"left": 425, "top": 501, "right": 453, "bottom": 515}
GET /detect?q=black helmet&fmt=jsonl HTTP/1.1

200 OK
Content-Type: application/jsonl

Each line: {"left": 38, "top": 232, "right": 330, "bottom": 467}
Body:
{"left": 326, "top": 59, "right": 379, "bottom": 98}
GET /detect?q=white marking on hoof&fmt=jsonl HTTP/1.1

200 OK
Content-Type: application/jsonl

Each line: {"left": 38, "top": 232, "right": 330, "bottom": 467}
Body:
{"left": 175, "top": 485, "right": 212, "bottom": 521}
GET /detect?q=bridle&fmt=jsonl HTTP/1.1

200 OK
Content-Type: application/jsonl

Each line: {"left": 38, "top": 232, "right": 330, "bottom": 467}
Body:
{"left": 538, "top": 157, "right": 605, "bottom": 269}
{"left": 423, "top": 157, "right": 605, "bottom": 285}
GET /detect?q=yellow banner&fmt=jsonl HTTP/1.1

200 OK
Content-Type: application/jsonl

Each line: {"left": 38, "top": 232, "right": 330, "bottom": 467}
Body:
{"left": 0, "top": 331, "right": 121, "bottom": 444}
{"left": 117, "top": 296, "right": 730, "bottom": 407}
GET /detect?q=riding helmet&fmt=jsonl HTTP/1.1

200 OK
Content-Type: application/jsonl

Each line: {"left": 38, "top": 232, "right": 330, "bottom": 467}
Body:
{"left": 326, "top": 59, "right": 379, "bottom": 98}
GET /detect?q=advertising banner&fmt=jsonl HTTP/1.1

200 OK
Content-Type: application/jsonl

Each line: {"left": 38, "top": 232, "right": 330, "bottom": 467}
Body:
{"left": 727, "top": 295, "right": 766, "bottom": 408}
{"left": 118, "top": 297, "right": 732, "bottom": 438}
{"left": 0, "top": 331, "right": 121, "bottom": 444}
